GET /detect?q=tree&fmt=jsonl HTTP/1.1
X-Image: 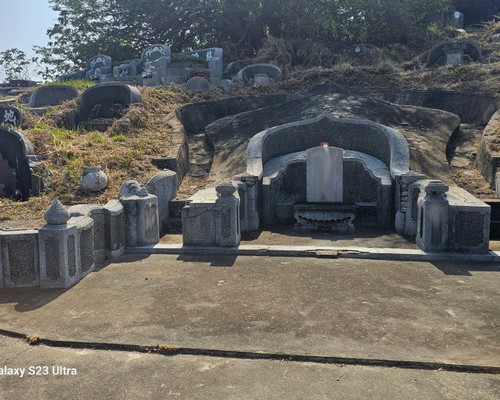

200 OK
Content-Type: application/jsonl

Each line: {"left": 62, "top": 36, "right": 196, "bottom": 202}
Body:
{"left": 0, "top": 48, "right": 38, "bottom": 82}
{"left": 40, "top": 0, "right": 451, "bottom": 77}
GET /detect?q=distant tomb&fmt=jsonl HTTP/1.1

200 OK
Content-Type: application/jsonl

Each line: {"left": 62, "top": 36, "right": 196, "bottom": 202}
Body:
{"left": 426, "top": 41, "right": 481, "bottom": 67}
{"left": 0, "top": 106, "right": 22, "bottom": 126}
{"left": 142, "top": 44, "right": 172, "bottom": 86}
{"left": 181, "top": 48, "right": 223, "bottom": 83}
{"left": 28, "top": 85, "right": 79, "bottom": 108}
{"left": 86, "top": 55, "right": 113, "bottom": 81}
{"left": 236, "top": 64, "right": 282, "bottom": 85}
{"left": 76, "top": 83, "right": 142, "bottom": 126}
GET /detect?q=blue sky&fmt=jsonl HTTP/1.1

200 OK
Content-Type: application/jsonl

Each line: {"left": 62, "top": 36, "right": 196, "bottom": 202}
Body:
{"left": 0, "top": 0, "right": 58, "bottom": 57}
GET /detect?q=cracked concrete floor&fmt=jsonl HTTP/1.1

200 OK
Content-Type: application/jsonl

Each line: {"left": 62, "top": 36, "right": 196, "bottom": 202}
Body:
{"left": 0, "top": 254, "right": 499, "bottom": 398}
{"left": 1, "top": 335, "right": 499, "bottom": 400}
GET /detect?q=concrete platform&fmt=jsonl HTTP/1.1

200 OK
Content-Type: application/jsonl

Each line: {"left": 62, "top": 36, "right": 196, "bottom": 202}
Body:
{"left": 1, "top": 336, "right": 499, "bottom": 400}
{"left": 0, "top": 255, "right": 498, "bottom": 369}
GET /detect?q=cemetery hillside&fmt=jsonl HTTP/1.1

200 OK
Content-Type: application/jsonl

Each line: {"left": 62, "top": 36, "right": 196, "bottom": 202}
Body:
{"left": 0, "top": 0, "right": 499, "bottom": 246}
{"left": 1, "top": 3, "right": 500, "bottom": 398}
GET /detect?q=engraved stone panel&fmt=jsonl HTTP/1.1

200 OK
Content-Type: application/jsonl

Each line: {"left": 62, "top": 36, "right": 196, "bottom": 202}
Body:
{"left": 306, "top": 146, "right": 343, "bottom": 203}
{"left": 45, "top": 237, "right": 60, "bottom": 281}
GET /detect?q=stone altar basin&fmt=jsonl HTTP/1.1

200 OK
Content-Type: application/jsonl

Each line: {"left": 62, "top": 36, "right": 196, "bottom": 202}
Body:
{"left": 294, "top": 202, "right": 356, "bottom": 233}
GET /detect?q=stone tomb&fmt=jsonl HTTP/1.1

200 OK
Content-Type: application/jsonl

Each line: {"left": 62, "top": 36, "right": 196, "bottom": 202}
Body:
{"left": 236, "top": 64, "right": 282, "bottom": 85}
{"left": 181, "top": 48, "right": 223, "bottom": 83}
{"left": 28, "top": 85, "right": 79, "bottom": 108}
{"left": 142, "top": 44, "right": 172, "bottom": 86}
{"left": 426, "top": 41, "right": 482, "bottom": 67}
{"left": 0, "top": 126, "right": 40, "bottom": 200}
{"left": 76, "top": 83, "right": 142, "bottom": 125}
{"left": 86, "top": 55, "right": 113, "bottom": 81}
{"left": 0, "top": 106, "right": 22, "bottom": 126}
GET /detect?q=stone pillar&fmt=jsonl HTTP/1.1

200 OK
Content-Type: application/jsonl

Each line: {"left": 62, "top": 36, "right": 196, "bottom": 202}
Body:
{"left": 0, "top": 230, "right": 39, "bottom": 288}
{"left": 238, "top": 175, "right": 260, "bottom": 232}
{"left": 395, "top": 172, "right": 426, "bottom": 234}
{"left": 145, "top": 170, "right": 177, "bottom": 235}
{"left": 119, "top": 181, "right": 159, "bottom": 247}
{"left": 39, "top": 199, "right": 95, "bottom": 289}
{"left": 69, "top": 205, "right": 106, "bottom": 262}
{"left": 215, "top": 183, "right": 241, "bottom": 247}
{"left": 496, "top": 170, "right": 500, "bottom": 199}
{"left": 104, "top": 200, "right": 126, "bottom": 259}
{"left": 416, "top": 181, "right": 449, "bottom": 252}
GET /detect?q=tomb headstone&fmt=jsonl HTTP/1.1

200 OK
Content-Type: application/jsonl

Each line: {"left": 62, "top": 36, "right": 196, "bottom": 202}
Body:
{"left": 426, "top": 41, "right": 481, "bottom": 68}
{"left": 253, "top": 73, "right": 271, "bottom": 85}
{"left": 0, "top": 106, "right": 22, "bottom": 126}
{"left": 76, "top": 83, "right": 142, "bottom": 124}
{"left": 86, "top": 55, "right": 113, "bottom": 81}
{"left": 142, "top": 44, "right": 171, "bottom": 86}
{"left": 0, "top": 126, "right": 37, "bottom": 200}
{"left": 306, "top": 145, "right": 343, "bottom": 203}
{"left": 29, "top": 85, "right": 79, "bottom": 107}
{"left": 181, "top": 48, "right": 223, "bottom": 83}
{"left": 236, "top": 64, "right": 282, "bottom": 85}
{"left": 186, "top": 76, "right": 210, "bottom": 93}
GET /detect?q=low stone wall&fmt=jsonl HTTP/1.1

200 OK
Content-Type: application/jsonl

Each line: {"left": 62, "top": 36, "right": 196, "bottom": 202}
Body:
{"left": 403, "top": 180, "right": 491, "bottom": 253}
{"left": 182, "top": 183, "right": 241, "bottom": 247}
{"left": 0, "top": 171, "right": 176, "bottom": 289}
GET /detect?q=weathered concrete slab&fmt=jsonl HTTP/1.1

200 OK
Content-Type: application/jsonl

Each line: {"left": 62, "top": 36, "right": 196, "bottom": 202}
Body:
{"left": 0, "top": 255, "right": 498, "bottom": 367}
{"left": 1, "top": 336, "right": 498, "bottom": 400}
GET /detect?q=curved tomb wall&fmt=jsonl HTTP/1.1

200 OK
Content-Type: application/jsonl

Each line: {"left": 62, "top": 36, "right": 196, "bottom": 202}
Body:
{"left": 247, "top": 113, "right": 409, "bottom": 180}
{"left": 29, "top": 85, "right": 79, "bottom": 108}
{"left": 77, "top": 83, "right": 142, "bottom": 122}
{"left": 354, "top": 89, "right": 499, "bottom": 125}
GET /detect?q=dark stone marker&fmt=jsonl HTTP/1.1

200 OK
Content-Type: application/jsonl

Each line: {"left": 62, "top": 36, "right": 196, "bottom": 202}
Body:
{"left": 29, "top": 85, "right": 79, "bottom": 107}
{"left": 0, "top": 106, "right": 22, "bottom": 126}
{"left": 0, "top": 126, "right": 36, "bottom": 200}
{"left": 77, "top": 83, "right": 142, "bottom": 123}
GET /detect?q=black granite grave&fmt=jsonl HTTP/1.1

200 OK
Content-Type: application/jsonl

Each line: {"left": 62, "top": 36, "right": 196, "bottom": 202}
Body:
{"left": 0, "top": 126, "right": 38, "bottom": 200}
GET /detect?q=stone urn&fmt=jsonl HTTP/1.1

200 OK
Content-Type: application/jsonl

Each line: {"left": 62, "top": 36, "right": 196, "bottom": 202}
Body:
{"left": 80, "top": 166, "right": 108, "bottom": 193}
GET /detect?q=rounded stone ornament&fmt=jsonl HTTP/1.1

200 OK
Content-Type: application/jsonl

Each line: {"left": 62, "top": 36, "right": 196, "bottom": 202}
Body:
{"left": 44, "top": 198, "right": 70, "bottom": 225}
{"left": 80, "top": 166, "right": 108, "bottom": 193}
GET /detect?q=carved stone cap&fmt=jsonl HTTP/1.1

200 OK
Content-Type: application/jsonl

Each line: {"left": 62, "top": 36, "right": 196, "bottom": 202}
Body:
{"left": 425, "top": 180, "right": 449, "bottom": 196}
{"left": 119, "top": 180, "right": 149, "bottom": 199}
{"left": 44, "top": 198, "right": 70, "bottom": 225}
{"left": 216, "top": 183, "right": 237, "bottom": 196}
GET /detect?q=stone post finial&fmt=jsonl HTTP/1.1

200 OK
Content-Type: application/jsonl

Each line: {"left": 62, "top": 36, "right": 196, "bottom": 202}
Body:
{"left": 44, "top": 198, "right": 70, "bottom": 225}
{"left": 216, "top": 183, "right": 237, "bottom": 197}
